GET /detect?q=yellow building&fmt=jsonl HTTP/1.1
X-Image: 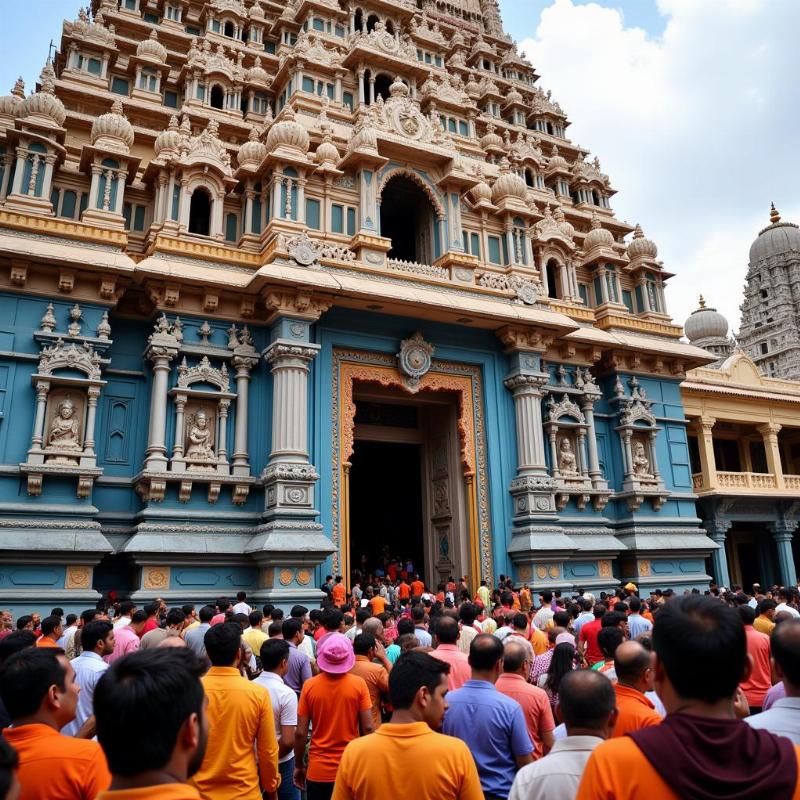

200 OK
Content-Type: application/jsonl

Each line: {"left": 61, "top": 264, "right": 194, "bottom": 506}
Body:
{"left": 682, "top": 301, "right": 800, "bottom": 589}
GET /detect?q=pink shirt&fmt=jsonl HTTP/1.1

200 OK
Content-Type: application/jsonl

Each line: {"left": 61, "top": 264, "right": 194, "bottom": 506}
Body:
{"left": 211, "top": 613, "right": 226, "bottom": 626}
{"left": 105, "top": 625, "right": 140, "bottom": 664}
{"left": 429, "top": 644, "right": 471, "bottom": 691}
{"left": 495, "top": 672, "right": 554, "bottom": 758}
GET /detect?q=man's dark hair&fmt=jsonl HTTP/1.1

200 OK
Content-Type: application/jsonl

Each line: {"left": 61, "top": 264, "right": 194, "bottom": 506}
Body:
{"left": 64, "top": 613, "right": 78, "bottom": 627}
{"left": 282, "top": 617, "right": 303, "bottom": 641}
{"left": 309, "top": 609, "right": 323, "bottom": 624}
{"left": 262, "top": 604, "right": 274, "bottom": 618}
{"left": 267, "top": 622, "right": 283, "bottom": 637}
{"left": 50, "top": 607, "right": 64, "bottom": 618}
{"left": 270, "top": 608, "right": 284, "bottom": 621}
{"left": 0, "top": 630, "right": 36, "bottom": 665}
{"left": 15, "top": 615, "right": 32, "bottom": 630}
{"left": 131, "top": 610, "right": 148, "bottom": 625}
{"left": 434, "top": 615, "right": 459, "bottom": 645}
{"left": 653, "top": 595, "right": 746, "bottom": 703}
{"left": 95, "top": 648, "right": 205, "bottom": 776}
{"left": 512, "top": 613, "right": 528, "bottom": 630}
{"left": 771, "top": 619, "right": 800, "bottom": 687}
{"left": 354, "top": 633, "right": 376, "bottom": 656}
{"left": 593, "top": 603, "right": 607, "bottom": 619}
{"left": 249, "top": 610, "right": 264, "bottom": 629}
{"left": 469, "top": 633, "right": 504, "bottom": 671}
{"left": 397, "top": 618, "right": 415, "bottom": 636}
{"left": 321, "top": 607, "right": 343, "bottom": 632}
{"left": 502, "top": 641, "right": 527, "bottom": 673}
{"left": 553, "top": 610, "right": 570, "bottom": 628}
{"left": 615, "top": 601, "right": 629, "bottom": 615}
{"left": 81, "top": 620, "right": 114, "bottom": 653}
{"left": 216, "top": 597, "right": 231, "bottom": 612}
{"left": 290, "top": 605, "right": 308, "bottom": 619}
{"left": 389, "top": 651, "right": 450, "bottom": 709}
{"left": 231, "top": 613, "right": 249, "bottom": 629}
{"left": 119, "top": 600, "right": 136, "bottom": 616}
{"left": 459, "top": 602, "right": 478, "bottom": 626}
{"left": 81, "top": 609, "right": 101, "bottom": 626}
{"left": 355, "top": 608, "right": 371, "bottom": 625}
{"left": 0, "top": 649, "right": 67, "bottom": 719}
{"left": 40, "top": 616, "right": 61, "bottom": 637}
{"left": 738, "top": 605, "right": 756, "bottom": 626}
{"left": 198, "top": 605, "right": 215, "bottom": 623}
{"left": 628, "top": 597, "right": 641, "bottom": 613}
{"left": 181, "top": 604, "right": 195, "bottom": 618}
{"left": 236, "top": 591, "right": 247, "bottom": 602}
{"left": 581, "top": 598, "right": 593, "bottom": 612}
{"left": 597, "top": 626, "right": 624, "bottom": 659}
{"left": 143, "top": 602, "right": 159, "bottom": 617}
{"left": 559, "top": 669, "right": 615, "bottom": 729}
{"left": 540, "top": 590, "right": 553, "bottom": 604}
{"left": 166, "top": 609, "right": 186, "bottom": 628}
{"left": 0, "top": 736, "right": 18, "bottom": 800}
{"left": 757, "top": 598, "right": 777, "bottom": 615}
{"left": 601, "top": 611, "right": 626, "bottom": 629}
{"left": 260, "top": 638, "right": 291, "bottom": 671}
{"left": 411, "top": 606, "right": 426, "bottom": 623}
{"left": 203, "top": 622, "right": 241, "bottom": 666}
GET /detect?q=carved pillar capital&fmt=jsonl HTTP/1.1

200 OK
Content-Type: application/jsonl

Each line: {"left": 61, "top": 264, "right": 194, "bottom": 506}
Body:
{"left": 264, "top": 288, "right": 332, "bottom": 324}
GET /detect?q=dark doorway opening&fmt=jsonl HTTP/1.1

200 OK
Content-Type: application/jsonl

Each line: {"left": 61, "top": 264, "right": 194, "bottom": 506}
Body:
{"left": 380, "top": 175, "right": 436, "bottom": 263}
{"left": 374, "top": 73, "right": 392, "bottom": 102}
{"left": 349, "top": 440, "right": 425, "bottom": 584}
{"left": 188, "top": 188, "right": 211, "bottom": 236}
{"left": 210, "top": 84, "right": 225, "bottom": 110}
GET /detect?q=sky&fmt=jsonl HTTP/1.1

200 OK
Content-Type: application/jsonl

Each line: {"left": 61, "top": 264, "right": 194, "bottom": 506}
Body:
{"left": 1, "top": 1, "right": 799, "bottom": 333}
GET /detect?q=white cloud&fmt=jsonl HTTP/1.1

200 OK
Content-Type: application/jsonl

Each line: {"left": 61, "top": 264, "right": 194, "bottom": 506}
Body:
{"left": 518, "top": 0, "right": 800, "bottom": 333}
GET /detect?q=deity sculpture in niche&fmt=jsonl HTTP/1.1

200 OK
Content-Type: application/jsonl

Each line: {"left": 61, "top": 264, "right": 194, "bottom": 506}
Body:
{"left": 45, "top": 394, "right": 84, "bottom": 464}
{"left": 185, "top": 408, "right": 216, "bottom": 469}
{"left": 632, "top": 439, "right": 652, "bottom": 478}
{"left": 558, "top": 436, "right": 578, "bottom": 476}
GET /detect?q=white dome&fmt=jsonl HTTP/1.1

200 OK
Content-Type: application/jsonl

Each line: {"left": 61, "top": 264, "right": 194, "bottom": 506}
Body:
{"left": 137, "top": 30, "right": 168, "bottom": 63}
{"left": 583, "top": 213, "right": 614, "bottom": 250}
{"left": 91, "top": 98, "right": 134, "bottom": 153}
{"left": 245, "top": 56, "right": 269, "bottom": 85}
{"left": 265, "top": 105, "right": 309, "bottom": 154}
{"left": 492, "top": 161, "right": 527, "bottom": 202}
{"left": 685, "top": 296, "right": 729, "bottom": 342}
{"left": 749, "top": 205, "right": 800, "bottom": 263}
{"left": 154, "top": 115, "right": 183, "bottom": 158}
{"left": 237, "top": 126, "right": 267, "bottom": 168}
{"left": 21, "top": 62, "right": 66, "bottom": 128}
{"left": 0, "top": 77, "right": 25, "bottom": 119}
{"left": 627, "top": 223, "right": 657, "bottom": 259}
{"left": 314, "top": 132, "right": 339, "bottom": 165}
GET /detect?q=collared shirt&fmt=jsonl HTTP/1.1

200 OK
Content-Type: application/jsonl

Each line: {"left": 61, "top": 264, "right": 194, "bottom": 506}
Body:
{"left": 510, "top": 735, "right": 604, "bottom": 800}
{"left": 105, "top": 625, "right": 140, "bottom": 664}
{"left": 285, "top": 639, "right": 312, "bottom": 694}
{"left": 184, "top": 622, "right": 211, "bottom": 659}
{"left": 573, "top": 612, "right": 595, "bottom": 637}
{"left": 443, "top": 679, "right": 533, "bottom": 797}
{"left": 112, "top": 615, "right": 131, "bottom": 629}
{"left": 764, "top": 681, "right": 787, "bottom": 710}
{"left": 754, "top": 615, "right": 776, "bottom": 636}
{"left": 243, "top": 626, "right": 268, "bottom": 657}
{"left": 533, "top": 607, "right": 554, "bottom": 631}
{"left": 495, "top": 672, "right": 554, "bottom": 758}
{"left": 98, "top": 786, "right": 201, "bottom": 800}
{"left": 612, "top": 684, "right": 661, "bottom": 738}
{"left": 626, "top": 613, "right": 653, "bottom": 640}
{"left": 746, "top": 697, "right": 800, "bottom": 744}
{"left": 776, "top": 603, "right": 800, "bottom": 619}
{"left": 350, "top": 655, "right": 390, "bottom": 729}
{"left": 4, "top": 722, "right": 111, "bottom": 799}
{"left": 332, "top": 721, "right": 484, "bottom": 800}
{"left": 62, "top": 651, "right": 109, "bottom": 736}
{"left": 414, "top": 626, "right": 432, "bottom": 647}
{"left": 429, "top": 644, "right": 471, "bottom": 690}
{"left": 188, "top": 666, "right": 279, "bottom": 800}
{"left": 254, "top": 670, "right": 299, "bottom": 763}
{"left": 57, "top": 624, "right": 78, "bottom": 650}
{"left": 457, "top": 624, "right": 478, "bottom": 654}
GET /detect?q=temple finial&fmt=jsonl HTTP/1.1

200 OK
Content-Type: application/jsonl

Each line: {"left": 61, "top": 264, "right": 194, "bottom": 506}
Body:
{"left": 770, "top": 202, "right": 781, "bottom": 225}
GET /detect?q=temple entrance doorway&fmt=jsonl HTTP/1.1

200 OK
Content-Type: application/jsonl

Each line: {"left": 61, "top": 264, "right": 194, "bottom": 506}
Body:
{"left": 347, "top": 389, "right": 467, "bottom": 591}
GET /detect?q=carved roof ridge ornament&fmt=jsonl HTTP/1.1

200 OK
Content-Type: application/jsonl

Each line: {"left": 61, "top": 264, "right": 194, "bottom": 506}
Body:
{"left": 38, "top": 338, "right": 102, "bottom": 380}
{"left": 546, "top": 393, "right": 585, "bottom": 423}
{"left": 397, "top": 332, "right": 435, "bottom": 392}
{"left": 180, "top": 118, "right": 232, "bottom": 176}
{"left": 177, "top": 355, "right": 230, "bottom": 392}
{"left": 279, "top": 230, "right": 356, "bottom": 267}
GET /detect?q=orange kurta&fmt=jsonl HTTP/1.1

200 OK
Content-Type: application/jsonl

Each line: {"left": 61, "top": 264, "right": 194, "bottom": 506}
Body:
{"left": 611, "top": 685, "right": 661, "bottom": 738}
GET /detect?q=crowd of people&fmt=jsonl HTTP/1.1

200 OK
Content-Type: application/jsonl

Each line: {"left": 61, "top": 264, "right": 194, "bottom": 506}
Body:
{"left": 1, "top": 576, "right": 800, "bottom": 800}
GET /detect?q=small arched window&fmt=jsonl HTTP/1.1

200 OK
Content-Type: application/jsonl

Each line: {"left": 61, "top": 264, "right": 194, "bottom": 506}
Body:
{"left": 210, "top": 84, "right": 225, "bottom": 109}
{"left": 524, "top": 168, "right": 534, "bottom": 188}
{"left": 366, "top": 14, "right": 379, "bottom": 32}
{"left": 223, "top": 20, "right": 235, "bottom": 38}
{"left": 188, "top": 187, "right": 212, "bottom": 236}
{"left": 354, "top": 8, "right": 364, "bottom": 32}
{"left": 385, "top": 19, "right": 395, "bottom": 34}
{"left": 546, "top": 259, "right": 561, "bottom": 299}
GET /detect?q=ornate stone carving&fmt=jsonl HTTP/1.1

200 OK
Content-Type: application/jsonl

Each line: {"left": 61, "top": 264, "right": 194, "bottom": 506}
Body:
{"left": 142, "top": 566, "right": 170, "bottom": 591}
{"left": 185, "top": 408, "right": 216, "bottom": 465}
{"left": 38, "top": 340, "right": 102, "bottom": 380}
{"left": 46, "top": 395, "right": 82, "bottom": 461}
{"left": 65, "top": 566, "right": 91, "bottom": 590}
{"left": 279, "top": 231, "right": 356, "bottom": 267}
{"left": 397, "top": 332, "right": 435, "bottom": 390}
{"left": 177, "top": 356, "right": 230, "bottom": 392}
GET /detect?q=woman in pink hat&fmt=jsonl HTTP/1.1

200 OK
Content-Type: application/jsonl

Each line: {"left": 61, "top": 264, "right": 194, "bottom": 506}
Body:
{"left": 293, "top": 634, "right": 374, "bottom": 800}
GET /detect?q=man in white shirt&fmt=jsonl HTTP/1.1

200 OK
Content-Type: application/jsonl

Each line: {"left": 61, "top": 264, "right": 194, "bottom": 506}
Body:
{"left": 509, "top": 669, "right": 617, "bottom": 800}
{"left": 113, "top": 600, "right": 136, "bottom": 629}
{"left": 232, "top": 591, "right": 253, "bottom": 616}
{"left": 62, "top": 619, "right": 115, "bottom": 736}
{"left": 573, "top": 599, "right": 595, "bottom": 638}
{"left": 57, "top": 613, "right": 78, "bottom": 650}
{"left": 533, "top": 591, "right": 555, "bottom": 631}
{"left": 775, "top": 588, "right": 800, "bottom": 619}
{"left": 255, "top": 637, "right": 299, "bottom": 800}
{"left": 290, "top": 605, "right": 317, "bottom": 668}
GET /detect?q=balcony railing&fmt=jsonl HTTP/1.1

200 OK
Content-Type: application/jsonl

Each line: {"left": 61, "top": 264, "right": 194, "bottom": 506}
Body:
{"left": 692, "top": 471, "right": 800, "bottom": 492}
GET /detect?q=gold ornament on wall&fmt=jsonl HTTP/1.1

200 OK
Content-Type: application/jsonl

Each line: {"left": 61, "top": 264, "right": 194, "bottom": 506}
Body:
{"left": 65, "top": 566, "right": 91, "bottom": 590}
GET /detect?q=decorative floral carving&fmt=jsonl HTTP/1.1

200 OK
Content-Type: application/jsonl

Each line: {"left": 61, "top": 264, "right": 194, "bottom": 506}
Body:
{"left": 397, "top": 332, "right": 435, "bottom": 390}
{"left": 177, "top": 356, "right": 230, "bottom": 392}
{"left": 38, "top": 339, "right": 102, "bottom": 380}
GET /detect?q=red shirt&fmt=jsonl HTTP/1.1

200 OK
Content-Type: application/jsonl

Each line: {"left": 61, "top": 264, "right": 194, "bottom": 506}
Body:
{"left": 579, "top": 618, "right": 603, "bottom": 665}
{"left": 740, "top": 625, "right": 772, "bottom": 707}
{"left": 141, "top": 617, "right": 159, "bottom": 637}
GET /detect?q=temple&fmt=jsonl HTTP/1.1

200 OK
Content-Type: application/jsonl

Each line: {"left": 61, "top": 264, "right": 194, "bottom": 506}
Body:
{"left": 0, "top": 0, "right": 719, "bottom": 612}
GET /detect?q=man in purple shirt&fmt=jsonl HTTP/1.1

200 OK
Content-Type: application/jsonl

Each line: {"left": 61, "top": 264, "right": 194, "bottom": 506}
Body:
{"left": 282, "top": 617, "right": 312, "bottom": 695}
{"left": 443, "top": 634, "right": 533, "bottom": 799}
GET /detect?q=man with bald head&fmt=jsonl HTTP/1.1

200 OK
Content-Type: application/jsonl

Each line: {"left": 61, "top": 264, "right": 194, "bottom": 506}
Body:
{"left": 611, "top": 640, "right": 661, "bottom": 737}
{"left": 429, "top": 615, "right": 470, "bottom": 690}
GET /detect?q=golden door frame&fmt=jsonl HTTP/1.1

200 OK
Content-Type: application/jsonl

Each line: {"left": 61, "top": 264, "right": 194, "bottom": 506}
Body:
{"left": 330, "top": 349, "right": 494, "bottom": 592}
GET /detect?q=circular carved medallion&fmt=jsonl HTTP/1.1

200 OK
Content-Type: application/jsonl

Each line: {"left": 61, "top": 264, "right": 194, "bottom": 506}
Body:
{"left": 279, "top": 569, "right": 294, "bottom": 586}
{"left": 296, "top": 569, "right": 311, "bottom": 586}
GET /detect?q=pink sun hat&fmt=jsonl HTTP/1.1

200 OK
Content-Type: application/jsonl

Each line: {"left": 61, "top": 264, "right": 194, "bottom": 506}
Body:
{"left": 317, "top": 632, "right": 355, "bottom": 674}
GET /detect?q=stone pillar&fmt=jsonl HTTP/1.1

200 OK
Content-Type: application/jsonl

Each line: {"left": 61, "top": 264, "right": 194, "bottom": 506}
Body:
{"left": 771, "top": 519, "right": 798, "bottom": 586}
{"left": 580, "top": 385, "right": 606, "bottom": 489}
{"left": 30, "top": 381, "right": 50, "bottom": 453}
{"left": 232, "top": 354, "right": 258, "bottom": 476}
{"left": 172, "top": 395, "right": 186, "bottom": 460}
{"left": 143, "top": 322, "right": 180, "bottom": 472}
{"left": 694, "top": 416, "right": 718, "bottom": 489}
{"left": 83, "top": 386, "right": 100, "bottom": 457}
{"left": 758, "top": 422, "right": 784, "bottom": 488}
{"left": 703, "top": 519, "right": 731, "bottom": 589}
{"left": 217, "top": 398, "right": 230, "bottom": 465}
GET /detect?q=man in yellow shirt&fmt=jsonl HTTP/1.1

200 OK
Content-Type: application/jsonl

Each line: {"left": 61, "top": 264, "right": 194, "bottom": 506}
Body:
{"left": 189, "top": 622, "right": 280, "bottom": 800}
{"left": 754, "top": 599, "right": 777, "bottom": 636}
{"left": 243, "top": 610, "right": 269, "bottom": 657}
{"left": 95, "top": 648, "right": 207, "bottom": 800}
{"left": 332, "top": 651, "right": 483, "bottom": 800}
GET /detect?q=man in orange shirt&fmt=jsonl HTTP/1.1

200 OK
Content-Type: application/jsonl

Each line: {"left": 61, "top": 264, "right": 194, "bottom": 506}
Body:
{"left": 396, "top": 579, "right": 411, "bottom": 604}
{"left": 739, "top": 604, "right": 772, "bottom": 713}
{"left": 332, "top": 651, "right": 483, "bottom": 800}
{"left": 349, "top": 634, "right": 391, "bottom": 730}
{"left": 0, "top": 648, "right": 111, "bottom": 799}
{"left": 34, "top": 616, "right": 62, "bottom": 648}
{"left": 496, "top": 641, "right": 554, "bottom": 759}
{"left": 94, "top": 648, "right": 207, "bottom": 800}
{"left": 188, "top": 622, "right": 279, "bottom": 800}
{"left": 577, "top": 595, "right": 800, "bottom": 800}
{"left": 368, "top": 593, "right": 386, "bottom": 616}
{"left": 410, "top": 575, "right": 425, "bottom": 598}
{"left": 295, "top": 633, "right": 373, "bottom": 800}
{"left": 610, "top": 641, "right": 661, "bottom": 737}
{"left": 331, "top": 576, "right": 347, "bottom": 608}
